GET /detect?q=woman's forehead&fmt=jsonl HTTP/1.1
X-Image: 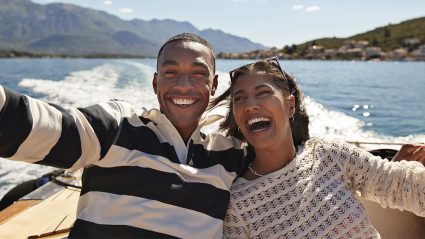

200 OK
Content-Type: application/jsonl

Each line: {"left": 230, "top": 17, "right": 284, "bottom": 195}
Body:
{"left": 233, "top": 73, "right": 275, "bottom": 90}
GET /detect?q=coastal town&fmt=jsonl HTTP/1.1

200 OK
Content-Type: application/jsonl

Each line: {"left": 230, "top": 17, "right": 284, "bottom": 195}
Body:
{"left": 217, "top": 38, "right": 425, "bottom": 61}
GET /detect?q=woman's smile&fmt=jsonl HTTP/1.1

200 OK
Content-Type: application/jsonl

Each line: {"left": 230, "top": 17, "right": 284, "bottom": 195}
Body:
{"left": 246, "top": 116, "right": 272, "bottom": 133}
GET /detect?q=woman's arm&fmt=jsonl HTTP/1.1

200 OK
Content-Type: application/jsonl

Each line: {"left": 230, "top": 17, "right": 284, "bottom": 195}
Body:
{"left": 393, "top": 144, "right": 425, "bottom": 165}
{"left": 328, "top": 139, "right": 425, "bottom": 217}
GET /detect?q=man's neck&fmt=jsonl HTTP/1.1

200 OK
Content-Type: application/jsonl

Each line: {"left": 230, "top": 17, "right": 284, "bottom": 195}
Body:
{"left": 176, "top": 125, "right": 198, "bottom": 144}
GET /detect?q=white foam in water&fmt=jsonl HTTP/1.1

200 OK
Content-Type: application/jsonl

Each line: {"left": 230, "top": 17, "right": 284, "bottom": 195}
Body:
{"left": 1, "top": 61, "right": 424, "bottom": 198}
{"left": 18, "top": 63, "right": 158, "bottom": 110}
{"left": 304, "top": 97, "right": 425, "bottom": 148}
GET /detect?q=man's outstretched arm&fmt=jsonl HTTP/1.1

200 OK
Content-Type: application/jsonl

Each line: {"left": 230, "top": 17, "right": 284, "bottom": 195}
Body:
{"left": 0, "top": 86, "right": 127, "bottom": 169}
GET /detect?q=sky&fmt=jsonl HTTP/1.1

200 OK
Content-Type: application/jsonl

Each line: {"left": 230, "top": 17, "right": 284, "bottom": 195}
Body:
{"left": 33, "top": 0, "right": 425, "bottom": 48}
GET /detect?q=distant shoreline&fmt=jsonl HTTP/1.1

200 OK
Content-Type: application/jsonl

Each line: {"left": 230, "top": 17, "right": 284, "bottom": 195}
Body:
{"left": 1, "top": 50, "right": 424, "bottom": 62}
{"left": 0, "top": 51, "right": 150, "bottom": 59}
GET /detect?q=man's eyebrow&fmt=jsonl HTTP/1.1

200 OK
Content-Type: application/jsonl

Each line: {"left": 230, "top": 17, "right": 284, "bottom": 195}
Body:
{"left": 161, "top": 60, "right": 178, "bottom": 67}
{"left": 192, "top": 61, "right": 209, "bottom": 69}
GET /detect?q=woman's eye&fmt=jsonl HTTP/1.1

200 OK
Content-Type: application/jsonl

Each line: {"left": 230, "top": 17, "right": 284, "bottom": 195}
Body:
{"left": 233, "top": 96, "right": 245, "bottom": 103}
{"left": 257, "top": 91, "right": 271, "bottom": 96}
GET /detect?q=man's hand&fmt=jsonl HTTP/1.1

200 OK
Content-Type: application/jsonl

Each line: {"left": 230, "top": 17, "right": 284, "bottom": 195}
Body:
{"left": 393, "top": 144, "right": 425, "bottom": 165}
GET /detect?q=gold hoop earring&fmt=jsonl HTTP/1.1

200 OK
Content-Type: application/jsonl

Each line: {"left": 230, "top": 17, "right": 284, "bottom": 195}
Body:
{"left": 289, "top": 114, "right": 295, "bottom": 123}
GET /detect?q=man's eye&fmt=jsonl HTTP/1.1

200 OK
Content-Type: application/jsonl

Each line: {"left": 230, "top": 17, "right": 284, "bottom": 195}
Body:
{"left": 192, "top": 71, "right": 208, "bottom": 78}
{"left": 163, "top": 71, "right": 177, "bottom": 77}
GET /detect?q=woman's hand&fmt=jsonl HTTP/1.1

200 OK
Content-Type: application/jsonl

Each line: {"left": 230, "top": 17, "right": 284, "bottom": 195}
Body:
{"left": 393, "top": 144, "right": 425, "bottom": 165}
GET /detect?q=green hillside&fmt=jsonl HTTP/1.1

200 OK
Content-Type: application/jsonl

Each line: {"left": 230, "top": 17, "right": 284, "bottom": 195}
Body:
{"left": 296, "top": 16, "right": 425, "bottom": 53}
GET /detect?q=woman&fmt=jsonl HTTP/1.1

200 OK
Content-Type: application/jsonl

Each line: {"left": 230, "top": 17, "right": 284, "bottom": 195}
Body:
{"left": 211, "top": 58, "right": 425, "bottom": 238}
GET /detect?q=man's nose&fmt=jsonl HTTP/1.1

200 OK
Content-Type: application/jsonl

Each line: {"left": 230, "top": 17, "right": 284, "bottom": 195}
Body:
{"left": 175, "top": 73, "right": 193, "bottom": 87}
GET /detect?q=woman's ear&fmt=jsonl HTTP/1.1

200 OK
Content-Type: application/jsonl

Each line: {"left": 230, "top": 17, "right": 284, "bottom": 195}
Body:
{"left": 288, "top": 95, "right": 295, "bottom": 115}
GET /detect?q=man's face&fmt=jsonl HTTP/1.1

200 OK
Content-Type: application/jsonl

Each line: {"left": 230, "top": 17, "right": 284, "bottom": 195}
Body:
{"left": 153, "top": 41, "right": 218, "bottom": 140}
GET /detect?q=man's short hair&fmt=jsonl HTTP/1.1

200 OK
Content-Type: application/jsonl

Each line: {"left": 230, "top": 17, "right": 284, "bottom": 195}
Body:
{"left": 156, "top": 33, "right": 216, "bottom": 73}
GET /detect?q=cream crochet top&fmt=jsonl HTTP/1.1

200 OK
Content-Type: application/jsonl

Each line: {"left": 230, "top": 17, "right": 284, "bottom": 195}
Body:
{"left": 224, "top": 137, "right": 425, "bottom": 239}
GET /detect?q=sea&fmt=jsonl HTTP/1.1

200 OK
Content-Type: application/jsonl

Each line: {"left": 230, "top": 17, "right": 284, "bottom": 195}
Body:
{"left": 0, "top": 58, "right": 424, "bottom": 198}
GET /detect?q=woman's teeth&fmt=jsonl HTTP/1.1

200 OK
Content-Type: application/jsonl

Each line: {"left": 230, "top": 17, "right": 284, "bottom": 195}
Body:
{"left": 247, "top": 117, "right": 271, "bottom": 132}
{"left": 248, "top": 117, "right": 270, "bottom": 126}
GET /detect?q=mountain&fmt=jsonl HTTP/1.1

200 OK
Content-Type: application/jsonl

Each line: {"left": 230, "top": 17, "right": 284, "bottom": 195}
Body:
{"left": 0, "top": 0, "right": 268, "bottom": 57}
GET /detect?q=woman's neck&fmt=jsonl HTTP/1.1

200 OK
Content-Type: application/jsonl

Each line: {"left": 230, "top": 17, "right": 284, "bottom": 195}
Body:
{"left": 244, "top": 139, "right": 296, "bottom": 180}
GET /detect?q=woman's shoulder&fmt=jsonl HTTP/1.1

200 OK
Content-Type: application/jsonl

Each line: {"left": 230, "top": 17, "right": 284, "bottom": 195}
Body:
{"left": 304, "top": 136, "right": 353, "bottom": 151}
{"left": 303, "top": 137, "right": 363, "bottom": 163}
{"left": 230, "top": 176, "right": 254, "bottom": 193}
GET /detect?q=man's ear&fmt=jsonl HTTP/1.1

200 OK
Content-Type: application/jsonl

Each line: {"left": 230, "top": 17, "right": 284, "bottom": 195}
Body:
{"left": 152, "top": 72, "right": 158, "bottom": 95}
{"left": 211, "top": 75, "right": 218, "bottom": 96}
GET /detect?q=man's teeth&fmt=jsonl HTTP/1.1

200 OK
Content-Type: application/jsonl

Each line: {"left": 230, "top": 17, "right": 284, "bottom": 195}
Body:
{"left": 248, "top": 117, "right": 270, "bottom": 125}
{"left": 172, "top": 98, "right": 195, "bottom": 106}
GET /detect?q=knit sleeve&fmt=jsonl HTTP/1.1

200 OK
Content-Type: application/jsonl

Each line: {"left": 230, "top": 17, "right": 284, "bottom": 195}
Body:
{"left": 223, "top": 203, "right": 249, "bottom": 239}
{"left": 327, "top": 139, "right": 425, "bottom": 216}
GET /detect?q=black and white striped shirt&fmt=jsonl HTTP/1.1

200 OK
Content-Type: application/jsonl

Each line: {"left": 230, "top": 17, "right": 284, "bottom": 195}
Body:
{"left": 0, "top": 86, "right": 247, "bottom": 238}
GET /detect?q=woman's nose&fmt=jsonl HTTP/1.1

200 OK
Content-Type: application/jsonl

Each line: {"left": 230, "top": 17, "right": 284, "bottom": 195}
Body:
{"left": 245, "top": 97, "right": 260, "bottom": 112}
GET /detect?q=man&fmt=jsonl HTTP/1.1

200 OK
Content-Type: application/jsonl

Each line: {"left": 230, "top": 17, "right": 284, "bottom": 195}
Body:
{"left": 0, "top": 33, "right": 247, "bottom": 238}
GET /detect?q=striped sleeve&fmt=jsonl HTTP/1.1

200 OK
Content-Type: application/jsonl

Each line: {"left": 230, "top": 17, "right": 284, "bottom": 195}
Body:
{"left": 0, "top": 86, "right": 132, "bottom": 170}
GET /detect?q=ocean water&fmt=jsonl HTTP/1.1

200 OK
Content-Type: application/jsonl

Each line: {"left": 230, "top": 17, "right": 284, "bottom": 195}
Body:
{"left": 0, "top": 58, "right": 424, "bottom": 197}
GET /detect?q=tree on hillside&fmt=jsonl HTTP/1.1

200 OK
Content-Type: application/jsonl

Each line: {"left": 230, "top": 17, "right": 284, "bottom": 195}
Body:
{"left": 372, "top": 38, "right": 380, "bottom": 46}
{"left": 283, "top": 45, "right": 293, "bottom": 55}
{"left": 384, "top": 29, "right": 391, "bottom": 38}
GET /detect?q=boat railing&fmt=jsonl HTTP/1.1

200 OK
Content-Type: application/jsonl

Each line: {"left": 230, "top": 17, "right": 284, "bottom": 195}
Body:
{"left": 346, "top": 141, "right": 404, "bottom": 147}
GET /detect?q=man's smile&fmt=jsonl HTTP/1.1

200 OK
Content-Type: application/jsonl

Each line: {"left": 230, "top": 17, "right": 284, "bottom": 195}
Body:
{"left": 169, "top": 96, "right": 199, "bottom": 108}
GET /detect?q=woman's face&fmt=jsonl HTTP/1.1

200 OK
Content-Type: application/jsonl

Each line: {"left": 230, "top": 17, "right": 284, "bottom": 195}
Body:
{"left": 232, "top": 72, "right": 294, "bottom": 150}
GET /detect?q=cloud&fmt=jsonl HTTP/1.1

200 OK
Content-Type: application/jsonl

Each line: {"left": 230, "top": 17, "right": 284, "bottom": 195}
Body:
{"left": 118, "top": 8, "right": 134, "bottom": 13}
{"left": 305, "top": 6, "right": 320, "bottom": 12}
{"left": 293, "top": 5, "right": 321, "bottom": 12}
{"left": 232, "top": 0, "right": 268, "bottom": 2}
{"left": 103, "top": 0, "right": 112, "bottom": 5}
{"left": 292, "top": 5, "right": 304, "bottom": 10}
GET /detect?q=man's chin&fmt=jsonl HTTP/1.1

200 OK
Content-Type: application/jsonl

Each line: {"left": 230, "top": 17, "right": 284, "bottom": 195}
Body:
{"left": 170, "top": 116, "right": 200, "bottom": 130}
{"left": 163, "top": 105, "right": 204, "bottom": 128}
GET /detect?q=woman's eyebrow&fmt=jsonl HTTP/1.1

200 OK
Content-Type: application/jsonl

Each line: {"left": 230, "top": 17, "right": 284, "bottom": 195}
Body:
{"left": 233, "top": 84, "right": 271, "bottom": 95}
{"left": 255, "top": 84, "right": 272, "bottom": 90}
